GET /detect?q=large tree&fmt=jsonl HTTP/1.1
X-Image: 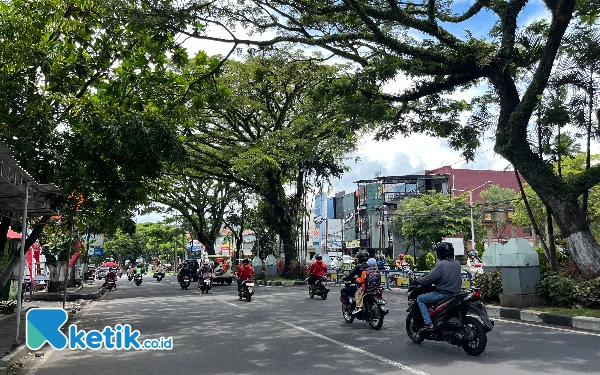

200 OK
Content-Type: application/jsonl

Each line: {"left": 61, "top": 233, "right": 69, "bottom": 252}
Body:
{"left": 181, "top": 0, "right": 600, "bottom": 275}
{"left": 184, "top": 49, "right": 380, "bottom": 267}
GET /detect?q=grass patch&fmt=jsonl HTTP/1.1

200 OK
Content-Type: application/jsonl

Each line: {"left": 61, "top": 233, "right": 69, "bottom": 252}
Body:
{"left": 529, "top": 306, "right": 600, "bottom": 318}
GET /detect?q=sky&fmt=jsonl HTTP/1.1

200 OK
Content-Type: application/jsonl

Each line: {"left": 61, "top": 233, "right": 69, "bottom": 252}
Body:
{"left": 136, "top": 0, "right": 593, "bottom": 223}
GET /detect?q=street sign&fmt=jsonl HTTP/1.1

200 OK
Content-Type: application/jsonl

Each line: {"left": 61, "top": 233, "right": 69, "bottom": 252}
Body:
{"left": 93, "top": 248, "right": 104, "bottom": 256}
{"left": 312, "top": 229, "right": 320, "bottom": 246}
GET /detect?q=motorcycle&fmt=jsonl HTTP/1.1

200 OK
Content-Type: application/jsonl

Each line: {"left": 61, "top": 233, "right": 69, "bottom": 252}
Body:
{"left": 199, "top": 276, "right": 212, "bottom": 294}
{"left": 105, "top": 279, "right": 116, "bottom": 291}
{"left": 128, "top": 273, "right": 134, "bottom": 281}
{"left": 405, "top": 284, "right": 494, "bottom": 356}
{"left": 340, "top": 282, "right": 389, "bottom": 330}
{"left": 238, "top": 278, "right": 254, "bottom": 302}
{"left": 156, "top": 273, "right": 163, "bottom": 282}
{"left": 134, "top": 274, "right": 142, "bottom": 286}
{"left": 180, "top": 275, "right": 190, "bottom": 290}
{"left": 309, "top": 275, "right": 329, "bottom": 300}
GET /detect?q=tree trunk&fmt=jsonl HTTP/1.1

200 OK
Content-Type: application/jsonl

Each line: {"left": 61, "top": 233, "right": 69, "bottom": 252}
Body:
{"left": 0, "top": 216, "right": 51, "bottom": 291}
{"left": 0, "top": 214, "right": 12, "bottom": 262}
{"left": 514, "top": 169, "right": 551, "bottom": 260}
{"left": 582, "top": 69, "right": 594, "bottom": 218}
{"left": 545, "top": 209, "right": 558, "bottom": 273}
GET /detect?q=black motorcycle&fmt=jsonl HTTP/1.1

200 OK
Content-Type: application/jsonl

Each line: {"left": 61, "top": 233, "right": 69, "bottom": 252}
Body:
{"left": 105, "top": 279, "right": 116, "bottom": 291}
{"left": 238, "top": 278, "right": 254, "bottom": 302}
{"left": 340, "top": 283, "right": 389, "bottom": 330}
{"left": 134, "top": 274, "right": 142, "bottom": 286}
{"left": 180, "top": 275, "right": 190, "bottom": 290}
{"left": 405, "top": 284, "right": 494, "bottom": 356}
{"left": 309, "top": 276, "right": 330, "bottom": 300}
{"left": 199, "top": 276, "right": 212, "bottom": 294}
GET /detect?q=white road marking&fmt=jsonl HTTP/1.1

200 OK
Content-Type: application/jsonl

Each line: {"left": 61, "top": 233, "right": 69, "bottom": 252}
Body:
{"left": 493, "top": 318, "right": 600, "bottom": 336}
{"left": 220, "top": 300, "right": 242, "bottom": 308}
{"left": 275, "top": 320, "right": 430, "bottom": 375}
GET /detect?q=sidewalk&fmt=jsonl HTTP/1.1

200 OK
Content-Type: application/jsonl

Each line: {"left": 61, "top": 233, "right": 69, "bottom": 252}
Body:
{"left": 486, "top": 305, "right": 600, "bottom": 332}
{"left": 0, "top": 282, "right": 102, "bottom": 373}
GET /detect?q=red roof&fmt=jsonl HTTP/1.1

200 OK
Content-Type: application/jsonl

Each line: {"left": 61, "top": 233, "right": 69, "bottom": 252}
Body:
{"left": 7, "top": 228, "right": 21, "bottom": 239}
{"left": 242, "top": 229, "right": 255, "bottom": 236}
{"left": 426, "top": 166, "right": 525, "bottom": 202}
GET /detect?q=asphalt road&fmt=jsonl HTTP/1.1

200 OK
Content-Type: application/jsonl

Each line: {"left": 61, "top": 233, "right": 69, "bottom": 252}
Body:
{"left": 17, "top": 275, "right": 600, "bottom": 375}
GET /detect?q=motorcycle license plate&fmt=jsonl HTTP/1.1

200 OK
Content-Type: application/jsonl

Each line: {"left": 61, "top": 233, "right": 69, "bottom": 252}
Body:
{"left": 246, "top": 283, "right": 254, "bottom": 287}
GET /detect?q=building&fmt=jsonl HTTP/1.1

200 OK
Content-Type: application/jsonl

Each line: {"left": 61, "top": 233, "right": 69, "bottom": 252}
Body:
{"left": 306, "top": 166, "right": 531, "bottom": 260}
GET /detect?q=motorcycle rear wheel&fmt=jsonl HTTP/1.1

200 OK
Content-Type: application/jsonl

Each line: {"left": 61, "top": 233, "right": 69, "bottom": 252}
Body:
{"left": 246, "top": 295, "right": 252, "bottom": 302}
{"left": 342, "top": 305, "right": 354, "bottom": 323}
{"left": 321, "top": 292, "right": 328, "bottom": 300}
{"left": 461, "top": 316, "right": 487, "bottom": 356}
{"left": 368, "top": 303, "right": 384, "bottom": 330}
{"left": 309, "top": 286, "right": 315, "bottom": 299}
{"left": 405, "top": 311, "right": 424, "bottom": 344}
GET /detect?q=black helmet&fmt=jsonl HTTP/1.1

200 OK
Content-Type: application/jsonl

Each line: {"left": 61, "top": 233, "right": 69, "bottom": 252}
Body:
{"left": 315, "top": 254, "right": 322, "bottom": 260}
{"left": 435, "top": 242, "right": 454, "bottom": 260}
{"left": 242, "top": 258, "right": 249, "bottom": 264}
{"left": 357, "top": 250, "right": 369, "bottom": 264}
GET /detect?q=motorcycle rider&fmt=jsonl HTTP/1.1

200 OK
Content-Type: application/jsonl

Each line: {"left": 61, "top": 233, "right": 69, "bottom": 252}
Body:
{"left": 307, "top": 254, "right": 327, "bottom": 290}
{"left": 127, "top": 266, "right": 134, "bottom": 278}
{"left": 103, "top": 267, "right": 118, "bottom": 289}
{"left": 396, "top": 254, "right": 409, "bottom": 270}
{"left": 352, "top": 257, "right": 378, "bottom": 314}
{"left": 178, "top": 263, "right": 193, "bottom": 283}
{"left": 236, "top": 258, "right": 254, "bottom": 292}
{"left": 156, "top": 263, "right": 165, "bottom": 278}
{"left": 341, "top": 250, "right": 370, "bottom": 303}
{"left": 198, "top": 259, "right": 213, "bottom": 289}
{"left": 377, "top": 255, "right": 386, "bottom": 270}
{"left": 414, "top": 242, "right": 462, "bottom": 332}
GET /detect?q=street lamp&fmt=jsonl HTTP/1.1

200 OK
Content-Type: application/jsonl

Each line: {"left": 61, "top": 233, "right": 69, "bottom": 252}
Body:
{"left": 452, "top": 181, "right": 492, "bottom": 252}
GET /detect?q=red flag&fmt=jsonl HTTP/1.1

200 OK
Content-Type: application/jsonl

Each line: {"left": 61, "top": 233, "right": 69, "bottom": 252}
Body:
{"left": 26, "top": 247, "right": 34, "bottom": 289}
{"left": 69, "top": 251, "right": 80, "bottom": 267}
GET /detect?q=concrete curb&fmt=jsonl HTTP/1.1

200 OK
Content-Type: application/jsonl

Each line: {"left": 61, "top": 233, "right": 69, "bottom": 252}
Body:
{"left": 488, "top": 305, "right": 600, "bottom": 332}
{"left": 29, "top": 285, "right": 104, "bottom": 302}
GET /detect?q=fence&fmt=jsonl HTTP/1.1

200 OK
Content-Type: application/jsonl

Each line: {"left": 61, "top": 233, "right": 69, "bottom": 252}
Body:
{"left": 329, "top": 268, "right": 472, "bottom": 290}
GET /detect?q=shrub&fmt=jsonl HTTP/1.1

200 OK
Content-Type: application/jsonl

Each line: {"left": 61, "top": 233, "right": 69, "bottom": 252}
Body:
{"left": 537, "top": 275, "right": 579, "bottom": 307}
{"left": 538, "top": 275, "right": 600, "bottom": 308}
{"left": 284, "top": 260, "right": 308, "bottom": 280}
{"left": 574, "top": 277, "right": 600, "bottom": 308}
{"left": 473, "top": 271, "right": 502, "bottom": 302}
{"left": 403, "top": 255, "right": 415, "bottom": 268}
{"left": 277, "top": 259, "right": 285, "bottom": 277}
{"left": 416, "top": 253, "right": 428, "bottom": 271}
{"left": 425, "top": 252, "right": 436, "bottom": 270}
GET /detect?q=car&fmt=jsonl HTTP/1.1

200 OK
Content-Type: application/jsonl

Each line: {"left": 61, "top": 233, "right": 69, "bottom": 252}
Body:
{"left": 341, "top": 255, "right": 354, "bottom": 264}
{"left": 96, "top": 267, "right": 109, "bottom": 280}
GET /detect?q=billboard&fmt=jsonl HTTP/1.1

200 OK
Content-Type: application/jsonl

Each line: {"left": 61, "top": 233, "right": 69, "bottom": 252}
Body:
{"left": 326, "top": 219, "right": 342, "bottom": 249}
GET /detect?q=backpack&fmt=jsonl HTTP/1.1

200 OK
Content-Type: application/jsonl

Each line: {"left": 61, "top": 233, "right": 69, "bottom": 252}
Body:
{"left": 364, "top": 267, "right": 381, "bottom": 289}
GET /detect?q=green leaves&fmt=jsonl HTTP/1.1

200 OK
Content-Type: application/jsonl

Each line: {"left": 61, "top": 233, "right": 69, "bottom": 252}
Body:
{"left": 390, "top": 192, "right": 472, "bottom": 252}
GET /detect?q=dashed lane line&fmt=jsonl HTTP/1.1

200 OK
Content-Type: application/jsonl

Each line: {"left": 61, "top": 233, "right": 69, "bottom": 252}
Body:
{"left": 275, "top": 319, "right": 431, "bottom": 375}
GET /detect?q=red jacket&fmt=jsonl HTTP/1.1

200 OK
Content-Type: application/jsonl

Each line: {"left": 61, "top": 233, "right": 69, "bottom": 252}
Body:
{"left": 309, "top": 260, "right": 327, "bottom": 278}
{"left": 236, "top": 264, "right": 254, "bottom": 280}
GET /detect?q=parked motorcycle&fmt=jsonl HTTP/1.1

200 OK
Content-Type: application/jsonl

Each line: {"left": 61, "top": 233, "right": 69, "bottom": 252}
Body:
{"left": 340, "top": 282, "right": 389, "bottom": 330}
{"left": 134, "top": 274, "right": 142, "bottom": 286}
{"left": 199, "top": 276, "right": 212, "bottom": 294}
{"left": 238, "top": 278, "right": 254, "bottom": 302}
{"left": 180, "top": 275, "right": 190, "bottom": 290}
{"left": 309, "top": 276, "right": 329, "bottom": 300}
{"left": 405, "top": 284, "right": 494, "bottom": 356}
